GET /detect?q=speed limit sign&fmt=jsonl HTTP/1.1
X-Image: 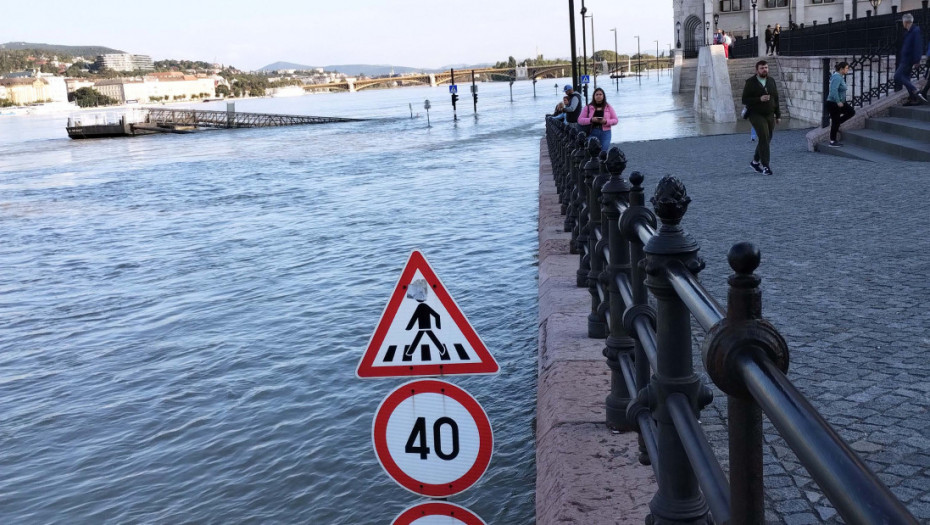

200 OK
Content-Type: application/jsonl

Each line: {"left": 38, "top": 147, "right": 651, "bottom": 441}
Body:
{"left": 372, "top": 379, "right": 493, "bottom": 498}
{"left": 392, "top": 501, "right": 487, "bottom": 525}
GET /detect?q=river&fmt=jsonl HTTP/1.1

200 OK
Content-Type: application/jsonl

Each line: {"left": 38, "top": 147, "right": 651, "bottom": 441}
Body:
{"left": 2, "top": 74, "right": 733, "bottom": 524}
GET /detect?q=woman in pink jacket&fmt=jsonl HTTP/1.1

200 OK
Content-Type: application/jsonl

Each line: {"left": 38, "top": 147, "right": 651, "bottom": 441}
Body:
{"left": 577, "top": 87, "right": 619, "bottom": 152}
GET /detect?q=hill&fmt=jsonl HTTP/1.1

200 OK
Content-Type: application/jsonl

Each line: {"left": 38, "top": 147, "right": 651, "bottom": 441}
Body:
{"left": 258, "top": 61, "right": 318, "bottom": 72}
{"left": 0, "top": 42, "right": 124, "bottom": 57}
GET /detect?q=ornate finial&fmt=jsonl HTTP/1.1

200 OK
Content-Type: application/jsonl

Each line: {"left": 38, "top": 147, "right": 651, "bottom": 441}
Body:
{"left": 629, "top": 171, "right": 643, "bottom": 188}
{"left": 606, "top": 147, "right": 627, "bottom": 176}
{"left": 727, "top": 242, "right": 761, "bottom": 275}
{"left": 650, "top": 176, "right": 691, "bottom": 226}
{"left": 586, "top": 136, "right": 602, "bottom": 156}
{"left": 575, "top": 132, "right": 587, "bottom": 148}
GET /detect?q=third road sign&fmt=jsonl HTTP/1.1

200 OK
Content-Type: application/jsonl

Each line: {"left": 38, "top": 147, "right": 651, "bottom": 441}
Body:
{"left": 373, "top": 379, "right": 493, "bottom": 498}
{"left": 392, "top": 501, "right": 487, "bottom": 525}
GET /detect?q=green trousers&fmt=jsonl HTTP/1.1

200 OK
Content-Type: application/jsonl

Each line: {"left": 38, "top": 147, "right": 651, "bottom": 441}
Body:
{"left": 748, "top": 113, "right": 776, "bottom": 167}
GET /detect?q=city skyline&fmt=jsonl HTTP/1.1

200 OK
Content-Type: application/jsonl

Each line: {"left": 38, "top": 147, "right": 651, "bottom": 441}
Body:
{"left": 4, "top": 0, "right": 673, "bottom": 71}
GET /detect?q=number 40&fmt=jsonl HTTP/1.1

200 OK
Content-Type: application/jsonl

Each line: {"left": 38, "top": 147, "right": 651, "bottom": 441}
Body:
{"left": 405, "top": 416, "right": 460, "bottom": 460}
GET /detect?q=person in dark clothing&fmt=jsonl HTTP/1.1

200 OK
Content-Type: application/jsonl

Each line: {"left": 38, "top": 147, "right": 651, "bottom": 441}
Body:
{"left": 765, "top": 25, "right": 774, "bottom": 56}
{"left": 562, "top": 85, "right": 584, "bottom": 126}
{"left": 896, "top": 14, "right": 926, "bottom": 105}
{"left": 772, "top": 24, "right": 782, "bottom": 55}
{"left": 826, "top": 61, "right": 856, "bottom": 147}
{"left": 742, "top": 60, "right": 781, "bottom": 175}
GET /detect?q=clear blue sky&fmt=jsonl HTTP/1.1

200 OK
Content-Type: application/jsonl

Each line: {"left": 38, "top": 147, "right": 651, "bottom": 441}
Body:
{"left": 4, "top": 0, "right": 673, "bottom": 70}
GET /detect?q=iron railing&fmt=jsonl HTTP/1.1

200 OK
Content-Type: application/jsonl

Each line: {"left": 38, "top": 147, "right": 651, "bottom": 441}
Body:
{"left": 543, "top": 117, "right": 919, "bottom": 524}
{"left": 779, "top": 3, "right": 929, "bottom": 56}
{"left": 731, "top": 36, "right": 759, "bottom": 59}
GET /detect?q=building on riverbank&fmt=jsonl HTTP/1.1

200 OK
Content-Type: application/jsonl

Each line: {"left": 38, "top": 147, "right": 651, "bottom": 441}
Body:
{"left": 0, "top": 75, "right": 67, "bottom": 104}
{"left": 93, "top": 74, "right": 221, "bottom": 103}
{"left": 93, "top": 53, "right": 154, "bottom": 72}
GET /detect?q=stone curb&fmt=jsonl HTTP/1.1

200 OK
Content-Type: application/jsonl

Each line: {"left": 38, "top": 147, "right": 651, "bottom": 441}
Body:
{"left": 536, "top": 138, "right": 655, "bottom": 525}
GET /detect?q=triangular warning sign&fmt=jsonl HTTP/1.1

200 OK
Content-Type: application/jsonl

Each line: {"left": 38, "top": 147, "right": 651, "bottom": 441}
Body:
{"left": 357, "top": 250, "right": 499, "bottom": 378}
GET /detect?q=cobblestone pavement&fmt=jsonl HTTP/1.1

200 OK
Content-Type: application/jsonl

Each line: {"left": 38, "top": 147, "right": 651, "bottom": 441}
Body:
{"left": 608, "top": 128, "right": 930, "bottom": 523}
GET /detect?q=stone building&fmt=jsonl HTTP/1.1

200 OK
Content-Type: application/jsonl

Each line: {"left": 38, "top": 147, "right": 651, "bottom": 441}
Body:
{"left": 93, "top": 75, "right": 219, "bottom": 103}
{"left": 0, "top": 76, "right": 68, "bottom": 104}
{"left": 674, "top": 0, "right": 926, "bottom": 57}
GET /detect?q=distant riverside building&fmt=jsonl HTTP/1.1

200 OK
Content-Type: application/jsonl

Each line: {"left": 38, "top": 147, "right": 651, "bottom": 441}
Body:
{"left": 94, "top": 53, "right": 155, "bottom": 72}
{"left": 93, "top": 74, "right": 220, "bottom": 103}
{"left": 675, "top": 0, "right": 926, "bottom": 58}
{"left": 0, "top": 76, "right": 68, "bottom": 104}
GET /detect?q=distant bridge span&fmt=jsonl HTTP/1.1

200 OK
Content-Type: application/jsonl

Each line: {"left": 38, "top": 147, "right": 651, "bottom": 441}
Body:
{"left": 305, "top": 60, "right": 673, "bottom": 93}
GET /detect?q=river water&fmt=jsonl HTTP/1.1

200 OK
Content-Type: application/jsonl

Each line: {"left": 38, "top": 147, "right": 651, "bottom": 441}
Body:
{"left": 1, "top": 74, "right": 735, "bottom": 524}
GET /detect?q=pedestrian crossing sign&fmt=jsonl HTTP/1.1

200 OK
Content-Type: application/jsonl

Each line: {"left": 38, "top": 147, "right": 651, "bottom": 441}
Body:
{"left": 581, "top": 75, "right": 590, "bottom": 84}
{"left": 356, "top": 250, "right": 499, "bottom": 378}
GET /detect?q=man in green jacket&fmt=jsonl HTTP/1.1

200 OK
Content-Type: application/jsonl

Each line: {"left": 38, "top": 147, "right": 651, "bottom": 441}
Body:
{"left": 742, "top": 60, "right": 781, "bottom": 175}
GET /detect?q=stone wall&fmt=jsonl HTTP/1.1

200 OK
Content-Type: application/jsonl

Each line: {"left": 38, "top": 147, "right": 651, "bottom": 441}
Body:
{"left": 778, "top": 55, "right": 903, "bottom": 125}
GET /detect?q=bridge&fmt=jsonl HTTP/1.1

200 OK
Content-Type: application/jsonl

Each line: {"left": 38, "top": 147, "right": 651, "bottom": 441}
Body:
{"left": 305, "top": 59, "right": 675, "bottom": 93}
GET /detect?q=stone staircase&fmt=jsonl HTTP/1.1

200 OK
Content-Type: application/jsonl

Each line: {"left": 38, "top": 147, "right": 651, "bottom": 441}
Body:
{"left": 679, "top": 59, "right": 697, "bottom": 93}
{"left": 727, "top": 57, "right": 790, "bottom": 118}
{"left": 815, "top": 104, "right": 930, "bottom": 162}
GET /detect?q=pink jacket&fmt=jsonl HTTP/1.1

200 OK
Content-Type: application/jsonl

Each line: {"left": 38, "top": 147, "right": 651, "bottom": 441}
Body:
{"left": 577, "top": 104, "right": 619, "bottom": 131}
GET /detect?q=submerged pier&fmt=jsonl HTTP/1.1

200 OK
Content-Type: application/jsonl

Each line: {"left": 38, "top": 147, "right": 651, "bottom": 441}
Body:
{"left": 66, "top": 105, "right": 362, "bottom": 139}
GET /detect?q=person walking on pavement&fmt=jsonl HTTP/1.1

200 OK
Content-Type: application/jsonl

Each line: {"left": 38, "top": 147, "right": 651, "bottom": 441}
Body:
{"left": 742, "top": 60, "right": 781, "bottom": 175}
{"left": 772, "top": 24, "right": 782, "bottom": 56}
{"left": 897, "top": 14, "right": 927, "bottom": 105}
{"left": 826, "top": 61, "right": 856, "bottom": 147}
{"left": 765, "top": 25, "right": 774, "bottom": 56}
{"left": 577, "top": 87, "right": 619, "bottom": 152}
{"left": 562, "top": 84, "right": 584, "bottom": 128}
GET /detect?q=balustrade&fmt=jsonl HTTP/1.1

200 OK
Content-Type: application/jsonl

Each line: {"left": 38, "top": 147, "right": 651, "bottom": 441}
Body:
{"left": 543, "top": 115, "right": 918, "bottom": 524}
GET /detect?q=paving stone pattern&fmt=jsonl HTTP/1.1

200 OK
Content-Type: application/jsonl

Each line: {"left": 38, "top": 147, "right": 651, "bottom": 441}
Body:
{"left": 605, "top": 129, "right": 930, "bottom": 523}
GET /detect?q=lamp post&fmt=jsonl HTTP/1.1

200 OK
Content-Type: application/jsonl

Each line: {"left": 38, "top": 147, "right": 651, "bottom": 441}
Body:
{"left": 569, "top": 0, "right": 578, "bottom": 92}
{"left": 634, "top": 35, "right": 641, "bottom": 84}
{"left": 588, "top": 11, "right": 596, "bottom": 90}
{"left": 676, "top": 21, "right": 681, "bottom": 48}
{"left": 869, "top": 0, "right": 883, "bottom": 15}
{"left": 751, "top": 0, "right": 758, "bottom": 38}
{"left": 714, "top": 13, "right": 719, "bottom": 30}
{"left": 705, "top": 21, "right": 710, "bottom": 45}
{"left": 610, "top": 27, "right": 619, "bottom": 90}
{"left": 581, "top": 1, "right": 588, "bottom": 103}
{"left": 654, "top": 40, "right": 659, "bottom": 81}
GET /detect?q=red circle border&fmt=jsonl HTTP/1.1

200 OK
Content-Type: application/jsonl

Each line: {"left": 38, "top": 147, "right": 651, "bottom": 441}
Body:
{"left": 372, "top": 379, "right": 493, "bottom": 498}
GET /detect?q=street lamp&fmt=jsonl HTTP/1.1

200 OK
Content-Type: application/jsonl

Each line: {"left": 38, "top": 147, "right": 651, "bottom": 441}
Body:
{"left": 580, "top": 2, "right": 589, "bottom": 103}
{"left": 869, "top": 0, "right": 883, "bottom": 14}
{"left": 654, "top": 40, "right": 659, "bottom": 81}
{"left": 610, "top": 27, "right": 619, "bottom": 90}
{"left": 634, "top": 35, "right": 641, "bottom": 84}
{"left": 705, "top": 21, "right": 710, "bottom": 45}
{"left": 568, "top": 0, "right": 578, "bottom": 92}
{"left": 587, "top": 11, "right": 596, "bottom": 90}
{"left": 714, "top": 13, "right": 719, "bottom": 30}
{"left": 676, "top": 21, "right": 681, "bottom": 49}
{"left": 751, "top": 0, "right": 758, "bottom": 38}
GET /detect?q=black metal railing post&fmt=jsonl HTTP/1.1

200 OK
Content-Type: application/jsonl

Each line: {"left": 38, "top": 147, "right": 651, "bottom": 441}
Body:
{"left": 575, "top": 138, "right": 598, "bottom": 287}
{"left": 708, "top": 242, "right": 774, "bottom": 524}
{"left": 643, "top": 177, "right": 710, "bottom": 524}
{"left": 600, "top": 147, "right": 636, "bottom": 431}
{"left": 587, "top": 144, "right": 608, "bottom": 337}
{"left": 624, "top": 171, "right": 658, "bottom": 463}
{"left": 565, "top": 131, "right": 586, "bottom": 246}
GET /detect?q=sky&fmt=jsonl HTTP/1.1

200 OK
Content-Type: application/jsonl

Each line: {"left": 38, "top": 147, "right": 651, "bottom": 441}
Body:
{"left": 3, "top": 0, "right": 673, "bottom": 71}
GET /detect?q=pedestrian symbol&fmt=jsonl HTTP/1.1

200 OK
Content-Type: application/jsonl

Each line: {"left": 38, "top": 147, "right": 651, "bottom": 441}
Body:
{"left": 449, "top": 85, "right": 458, "bottom": 94}
{"left": 356, "top": 250, "right": 499, "bottom": 378}
{"left": 581, "top": 75, "right": 591, "bottom": 84}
